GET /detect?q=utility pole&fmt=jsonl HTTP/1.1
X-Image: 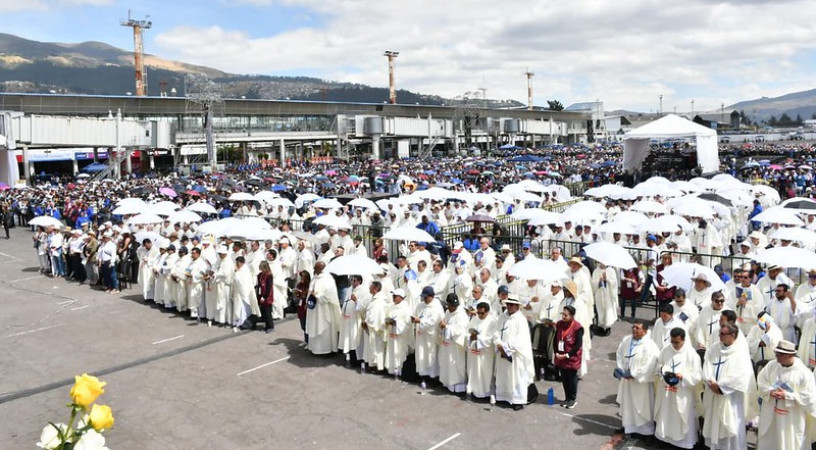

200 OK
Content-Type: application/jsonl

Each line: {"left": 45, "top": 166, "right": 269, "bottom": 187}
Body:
{"left": 384, "top": 51, "right": 399, "bottom": 104}
{"left": 691, "top": 99, "right": 695, "bottom": 117}
{"left": 121, "top": 10, "right": 152, "bottom": 96}
{"left": 186, "top": 74, "right": 223, "bottom": 173}
{"left": 659, "top": 94, "right": 663, "bottom": 117}
{"left": 525, "top": 70, "right": 534, "bottom": 110}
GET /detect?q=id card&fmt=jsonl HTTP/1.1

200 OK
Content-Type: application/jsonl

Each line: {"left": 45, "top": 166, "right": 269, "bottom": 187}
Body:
{"left": 558, "top": 341, "right": 565, "bottom": 352}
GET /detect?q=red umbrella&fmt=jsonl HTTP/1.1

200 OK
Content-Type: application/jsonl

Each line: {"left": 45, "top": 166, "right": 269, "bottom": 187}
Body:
{"left": 185, "top": 190, "right": 201, "bottom": 196}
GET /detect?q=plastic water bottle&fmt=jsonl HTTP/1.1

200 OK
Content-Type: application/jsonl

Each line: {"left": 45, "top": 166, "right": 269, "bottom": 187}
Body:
{"left": 420, "top": 380, "right": 427, "bottom": 395}
{"left": 547, "top": 387, "right": 555, "bottom": 405}
{"left": 360, "top": 362, "right": 366, "bottom": 374}
{"left": 345, "top": 353, "right": 351, "bottom": 367}
{"left": 489, "top": 394, "right": 496, "bottom": 410}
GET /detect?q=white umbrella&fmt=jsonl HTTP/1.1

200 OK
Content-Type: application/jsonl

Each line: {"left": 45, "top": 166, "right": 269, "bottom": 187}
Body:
{"left": 112, "top": 203, "right": 146, "bottom": 215}
{"left": 597, "top": 221, "right": 637, "bottom": 235}
{"left": 133, "top": 231, "right": 168, "bottom": 247}
{"left": 266, "top": 197, "right": 295, "bottom": 208}
{"left": 197, "top": 217, "right": 246, "bottom": 237}
{"left": 660, "top": 263, "right": 725, "bottom": 292}
{"left": 383, "top": 227, "right": 436, "bottom": 242}
{"left": 313, "top": 214, "right": 352, "bottom": 229}
{"left": 117, "top": 197, "right": 148, "bottom": 207}
{"left": 518, "top": 209, "right": 561, "bottom": 226}
{"left": 584, "top": 184, "right": 628, "bottom": 199}
{"left": 326, "top": 254, "right": 383, "bottom": 276}
{"left": 186, "top": 202, "right": 218, "bottom": 215}
{"left": 295, "top": 193, "right": 322, "bottom": 208}
{"left": 751, "top": 207, "right": 804, "bottom": 226}
{"left": 29, "top": 216, "right": 63, "bottom": 228}
{"left": 235, "top": 228, "right": 283, "bottom": 242}
{"left": 151, "top": 201, "right": 181, "bottom": 216}
{"left": 751, "top": 185, "right": 781, "bottom": 205}
{"left": 768, "top": 227, "right": 816, "bottom": 244}
{"left": 348, "top": 198, "right": 379, "bottom": 210}
{"left": 228, "top": 192, "right": 255, "bottom": 202}
{"left": 312, "top": 198, "right": 344, "bottom": 210}
{"left": 128, "top": 213, "right": 165, "bottom": 225}
{"left": 639, "top": 215, "right": 692, "bottom": 234}
{"left": 612, "top": 211, "right": 649, "bottom": 227}
{"left": 670, "top": 202, "right": 715, "bottom": 219}
{"left": 754, "top": 247, "right": 816, "bottom": 269}
{"left": 168, "top": 209, "right": 203, "bottom": 224}
{"left": 630, "top": 200, "right": 669, "bottom": 215}
{"left": 583, "top": 242, "right": 637, "bottom": 269}
{"left": 254, "top": 191, "right": 280, "bottom": 202}
{"left": 76, "top": 173, "right": 91, "bottom": 179}
{"left": 507, "top": 258, "right": 563, "bottom": 282}
{"left": 547, "top": 185, "right": 571, "bottom": 201}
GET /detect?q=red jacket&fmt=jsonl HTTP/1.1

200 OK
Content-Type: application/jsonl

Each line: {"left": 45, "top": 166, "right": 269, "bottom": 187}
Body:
{"left": 554, "top": 320, "right": 583, "bottom": 371}
{"left": 256, "top": 273, "right": 274, "bottom": 306}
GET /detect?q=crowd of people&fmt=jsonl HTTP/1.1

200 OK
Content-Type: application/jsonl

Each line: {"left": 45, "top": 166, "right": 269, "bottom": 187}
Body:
{"left": 8, "top": 142, "right": 816, "bottom": 449}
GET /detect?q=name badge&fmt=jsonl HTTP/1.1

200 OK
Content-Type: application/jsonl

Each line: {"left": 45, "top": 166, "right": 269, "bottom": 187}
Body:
{"left": 558, "top": 341, "right": 565, "bottom": 352}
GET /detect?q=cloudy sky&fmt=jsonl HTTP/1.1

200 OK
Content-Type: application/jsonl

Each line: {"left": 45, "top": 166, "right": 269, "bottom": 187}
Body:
{"left": 2, "top": 0, "right": 815, "bottom": 112}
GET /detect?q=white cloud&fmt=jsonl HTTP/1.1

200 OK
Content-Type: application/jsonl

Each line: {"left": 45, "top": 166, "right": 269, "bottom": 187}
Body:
{"left": 0, "top": 0, "right": 47, "bottom": 12}
{"left": 153, "top": 0, "right": 816, "bottom": 111}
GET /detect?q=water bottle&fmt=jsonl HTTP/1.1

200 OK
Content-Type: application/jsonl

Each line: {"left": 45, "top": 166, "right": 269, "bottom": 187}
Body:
{"left": 420, "top": 380, "right": 427, "bottom": 395}
{"left": 360, "top": 362, "right": 366, "bottom": 374}
{"left": 547, "top": 387, "right": 555, "bottom": 406}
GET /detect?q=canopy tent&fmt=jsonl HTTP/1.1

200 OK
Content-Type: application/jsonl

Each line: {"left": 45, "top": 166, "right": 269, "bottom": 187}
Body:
{"left": 0, "top": 111, "right": 20, "bottom": 186}
{"left": 623, "top": 114, "right": 718, "bottom": 174}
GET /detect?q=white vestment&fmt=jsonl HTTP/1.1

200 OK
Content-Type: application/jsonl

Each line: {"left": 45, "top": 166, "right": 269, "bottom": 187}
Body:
{"left": 306, "top": 272, "right": 342, "bottom": 355}
{"left": 213, "top": 256, "right": 234, "bottom": 324}
{"left": 702, "top": 340, "right": 757, "bottom": 450}
{"left": 339, "top": 284, "right": 366, "bottom": 354}
{"left": 494, "top": 309, "right": 534, "bottom": 405}
{"left": 363, "top": 292, "right": 388, "bottom": 370}
{"left": 385, "top": 300, "right": 414, "bottom": 375}
{"left": 757, "top": 359, "right": 816, "bottom": 450}
{"left": 615, "top": 335, "right": 660, "bottom": 435}
{"left": 230, "top": 265, "right": 253, "bottom": 327}
{"left": 466, "top": 314, "right": 497, "bottom": 398}
{"left": 654, "top": 342, "right": 702, "bottom": 449}
{"left": 137, "top": 245, "right": 160, "bottom": 300}
{"left": 747, "top": 324, "right": 783, "bottom": 365}
{"left": 438, "top": 307, "right": 469, "bottom": 393}
{"left": 414, "top": 299, "right": 444, "bottom": 377}
{"left": 592, "top": 267, "right": 619, "bottom": 329}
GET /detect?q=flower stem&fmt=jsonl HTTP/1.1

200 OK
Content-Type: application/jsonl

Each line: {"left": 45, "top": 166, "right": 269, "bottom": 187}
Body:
{"left": 58, "top": 406, "right": 79, "bottom": 450}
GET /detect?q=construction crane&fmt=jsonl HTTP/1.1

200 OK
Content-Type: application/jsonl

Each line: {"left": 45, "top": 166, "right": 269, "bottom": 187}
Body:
{"left": 121, "top": 10, "right": 152, "bottom": 96}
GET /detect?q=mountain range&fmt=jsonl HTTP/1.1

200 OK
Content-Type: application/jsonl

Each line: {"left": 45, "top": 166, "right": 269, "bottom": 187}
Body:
{"left": 0, "top": 32, "right": 525, "bottom": 108}
{"left": 0, "top": 32, "right": 813, "bottom": 119}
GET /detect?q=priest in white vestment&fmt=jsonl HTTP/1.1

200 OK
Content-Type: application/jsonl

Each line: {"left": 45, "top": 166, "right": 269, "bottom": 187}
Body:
{"left": 651, "top": 304, "right": 687, "bottom": 350}
{"left": 412, "top": 286, "right": 444, "bottom": 379}
{"left": 748, "top": 312, "right": 783, "bottom": 366}
{"left": 591, "top": 263, "right": 618, "bottom": 332}
{"left": 306, "top": 262, "right": 342, "bottom": 355}
{"left": 438, "top": 294, "right": 469, "bottom": 393}
{"left": 615, "top": 320, "right": 660, "bottom": 435}
{"left": 654, "top": 327, "right": 702, "bottom": 449}
{"left": 384, "top": 289, "right": 414, "bottom": 376}
{"left": 466, "top": 301, "right": 497, "bottom": 399}
{"left": 757, "top": 340, "right": 816, "bottom": 450}
{"left": 137, "top": 239, "right": 160, "bottom": 301}
{"left": 702, "top": 323, "right": 757, "bottom": 450}
{"left": 362, "top": 281, "right": 388, "bottom": 371}
{"left": 212, "top": 246, "right": 234, "bottom": 325}
{"left": 230, "top": 257, "right": 253, "bottom": 330}
{"left": 493, "top": 296, "right": 535, "bottom": 409}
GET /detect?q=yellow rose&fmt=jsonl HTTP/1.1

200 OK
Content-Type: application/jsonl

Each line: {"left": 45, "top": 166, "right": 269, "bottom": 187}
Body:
{"left": 88, "top": 404, "right": 115, "bottom": 432}
{"left": 70, "top": 374, "right": 106, "bottom": 409}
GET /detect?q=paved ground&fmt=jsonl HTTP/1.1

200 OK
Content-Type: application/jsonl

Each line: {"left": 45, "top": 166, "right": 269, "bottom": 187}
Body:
{"left": 0, "top": 225, "right": 728, "bottom": 450}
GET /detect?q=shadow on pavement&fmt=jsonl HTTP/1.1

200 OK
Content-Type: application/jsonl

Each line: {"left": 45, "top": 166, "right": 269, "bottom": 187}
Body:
{"left": 569, "top": 413, "right": 619, "bottom": 437}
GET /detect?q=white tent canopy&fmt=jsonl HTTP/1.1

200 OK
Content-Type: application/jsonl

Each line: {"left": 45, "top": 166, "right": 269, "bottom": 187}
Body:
{"left": 623, "top": 114, "right": 719, "bottom": 174}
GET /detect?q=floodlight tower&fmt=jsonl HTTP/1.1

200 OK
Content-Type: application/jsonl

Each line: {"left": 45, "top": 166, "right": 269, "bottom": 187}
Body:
{"left": 121, "top": 10, "right": 152, "bottom": 96}
{"left": 525, "top": 70, "right": 534, "bottom": 110}
{"left": 384, "top": 51, "right": 399, "bottom": 104}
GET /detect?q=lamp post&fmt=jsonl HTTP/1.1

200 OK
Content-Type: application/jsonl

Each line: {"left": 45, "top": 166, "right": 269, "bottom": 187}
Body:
{"left": 384, "top": 51, "right": 399, "bottom": 104}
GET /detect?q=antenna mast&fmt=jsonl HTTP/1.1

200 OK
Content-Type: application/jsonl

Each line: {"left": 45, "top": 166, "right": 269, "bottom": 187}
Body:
{"left": 121, "top": 10, "right": 152, "bottom": 96}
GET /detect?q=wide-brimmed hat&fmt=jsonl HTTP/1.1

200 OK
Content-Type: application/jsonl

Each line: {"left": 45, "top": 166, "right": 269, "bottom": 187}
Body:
{"left": 564, "top": 280, "right": 579, "bottom": 298}
{"left": 568, "top": 256, "right": 584, "bottom": 267}
{"left": 690, "top": 273, "right": 711, "bottom": 286}
{"left": 390, "top": 288, "right": 406, "bottom": 298}
{"left": 748, "top": 231, "right": 764, "bottom": 240}
{"left": 503, "top": 295, "right": 522, "bottom": 305}
{"left": 775, "top": 340, "right": 796, "bottom": 354}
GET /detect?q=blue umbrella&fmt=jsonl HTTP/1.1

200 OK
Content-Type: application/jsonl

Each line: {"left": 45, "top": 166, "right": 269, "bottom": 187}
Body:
{"left": 271, "top": 184, "right": 288, "bottom": 191}
{"left": 510, "top": 155, "right": 544, "bottom": 162}
{"left": 192, "top": 185, "right": 207, "bottom": 193}
{"left": 322, "top": 182, "right": 336, "bottom": 189}
{"left": 442, "top": 171, "right": 453, "bottom": 176}
{"left": 81, "top": 162, "right": 108, "bottom": 173}
{"left": 494, "top": 162, "right": 504, "bottom": 167}
{"left": 315, "top": 175, "right": 329, "bottom": 181}
{"left": 451, "top": 178, "right": 463, "bottom": 184}
{"left": 424, "top": 170, "right": 436, "bottom": 175}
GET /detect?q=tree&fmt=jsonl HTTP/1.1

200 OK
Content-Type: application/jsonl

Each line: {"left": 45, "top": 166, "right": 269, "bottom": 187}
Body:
{"left": 547, "top": 100, "right": 564, "bottom": 111}
{"left": 768, "top": 115, "right": 778, "bottom": 127}
{"left": 796, "top": 114, "right": 803, "bottom": 125}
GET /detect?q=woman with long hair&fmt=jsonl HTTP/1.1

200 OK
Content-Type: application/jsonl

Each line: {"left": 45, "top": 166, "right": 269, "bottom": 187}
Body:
{"left": 255, "top": 261, "right": 275, "bottom": 333}
{"left": 295, "top": 270, "right": 312, "bottom": 343}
